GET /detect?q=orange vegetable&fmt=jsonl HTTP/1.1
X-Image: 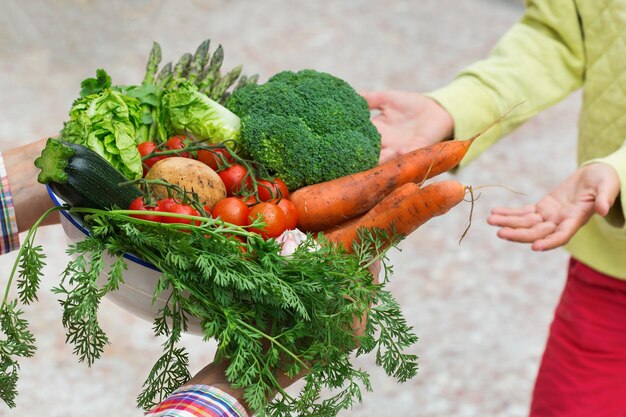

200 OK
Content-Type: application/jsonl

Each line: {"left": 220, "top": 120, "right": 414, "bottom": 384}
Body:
{"left": 323, "top": 180, "right": 467, "bottom": 252}
{"left": 290, "top": 138, "right": 474, "bottom": 232}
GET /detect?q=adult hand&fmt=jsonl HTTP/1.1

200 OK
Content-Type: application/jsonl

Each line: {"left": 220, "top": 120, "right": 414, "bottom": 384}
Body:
{"left": 4, "top": 138, "right": 59, "bottom": 231}
{"left": 487, "top": 163, "right": 620, "bottom": 251}
{"left": 361, "top": 91, "right": 454, "bottom": 163}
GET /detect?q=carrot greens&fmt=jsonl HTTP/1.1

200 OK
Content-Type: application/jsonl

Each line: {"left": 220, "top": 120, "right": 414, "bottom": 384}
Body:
{"left": 0, "top": 207, "right": 417, "bottom": 417}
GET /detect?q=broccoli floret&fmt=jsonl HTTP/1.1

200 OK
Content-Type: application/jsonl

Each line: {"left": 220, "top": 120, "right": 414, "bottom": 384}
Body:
{"left": 226, "top": 69, "right": 381, "bottom": 190}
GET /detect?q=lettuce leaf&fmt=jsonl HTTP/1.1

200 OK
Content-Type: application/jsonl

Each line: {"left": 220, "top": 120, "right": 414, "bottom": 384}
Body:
{"left": 161, "top": 81, "right": 240, "bottom": 144}
{"left": 61, "top": 87, "right": 143, "bottom": 180}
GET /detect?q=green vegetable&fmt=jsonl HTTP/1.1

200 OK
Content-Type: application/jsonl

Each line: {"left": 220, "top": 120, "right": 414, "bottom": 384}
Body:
{"left": 34, "top": 139, "right": 142, "bottom": 211}
{"left": 1, "top": 205, "right": 417, "bottom": 416}
{"left": 79, "top": 68, "right": 112, "bottom": 97}
{"left": 129, "top": 39, "right": 257, "bottom": 144}
{"left": 226, "top": 69, "right": 381, "bottom": 190}
{"left": 61, "top": 79, "right": 144, "bottom": 180}
{"left": 161, "top": 81, "right": 241, "bottom": 144}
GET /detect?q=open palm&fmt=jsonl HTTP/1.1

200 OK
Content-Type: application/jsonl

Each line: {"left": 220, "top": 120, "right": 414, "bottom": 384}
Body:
{"left": 487, "top": 163, "right": 620, "bottom": 251}
{"left": 361, "top": 91, "right": 454, "bottom": 163}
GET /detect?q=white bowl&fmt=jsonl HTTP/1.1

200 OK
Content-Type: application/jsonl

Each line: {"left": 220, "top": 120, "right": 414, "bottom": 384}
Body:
{"left": 47, "top": 186, "right": 202, "bottom": 334}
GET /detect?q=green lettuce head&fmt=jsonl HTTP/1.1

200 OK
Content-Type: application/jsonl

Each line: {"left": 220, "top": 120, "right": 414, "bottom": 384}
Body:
{"left": 161, "top": 81, "right": 241, "bottom": 145}
{"left": 61, "top": 87, "right": 144, "bottom": 180}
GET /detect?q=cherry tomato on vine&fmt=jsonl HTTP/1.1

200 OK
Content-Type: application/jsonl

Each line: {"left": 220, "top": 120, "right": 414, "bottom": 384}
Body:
{"left": 239, "top": 194, "right": 260, "bottom": 207}
{"left": 137, "top": 141, "right": 165, "bottom": 175}
{"left": 219, "top": 164, "right": 253, "bottom": 196}
{"left": 129, "top": 197, "right": 162, "bottom": 222}
{"left": 162, "top": 201, "right": 200, "bottom": 225}
{"left": 272, "top": 198, "right": 298, "bottom": 230}
{"left": 197, "top": 148, "right": 234, "bottom": 170}
{"left": 257, "top": 178, "right": 289, "bottom": 201}
{"left": 212, "top": 197, "right": 250, "bottom": 226}
{"left": 248, "top": 202, "right": 287, "bottom": 239}
{"left": 157, "top": 197, "right": 177, "bottom": 212}
{"left": 165, "top": 135, "right": 191, "bottom": 158}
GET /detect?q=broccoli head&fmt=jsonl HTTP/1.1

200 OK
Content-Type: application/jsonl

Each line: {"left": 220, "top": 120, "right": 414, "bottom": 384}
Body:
{"left": 226, "top": 69, "right": 381, "bottom": 190}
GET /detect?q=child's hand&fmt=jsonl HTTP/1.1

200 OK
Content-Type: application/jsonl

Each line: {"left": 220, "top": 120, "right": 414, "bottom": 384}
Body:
{"left": 361, "top": 91, "right": 454, "bottom": 163}
{"left": 487, "top": 163, "right": 620, "bottom": 251}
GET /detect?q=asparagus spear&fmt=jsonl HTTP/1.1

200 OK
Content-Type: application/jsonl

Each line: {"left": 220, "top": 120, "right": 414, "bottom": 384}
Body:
{"left": 233, "top": 74, "right": 248, "bottom": 91}
{"left": 188, "top": 39, "right": 210, "bottom": 86}
{"left": 198, "top": 45, "right": 224, "bottom": 93}
{"left": 138, "top": 42, "right": 162, "bottom": 142}
{"left": 143, "top": 42, "right": 162, "bottom": 85}
{"left": 246, "top": 74, "right": 259, "bottom": 86}
{"left": 156, "top": 61, "right": 173, "bottom": 88}
{"left": 172, "top": 52, "right": 193, "bottom": 83}
{"left": 210, "top": 65, "right": 243, "bottom": 103}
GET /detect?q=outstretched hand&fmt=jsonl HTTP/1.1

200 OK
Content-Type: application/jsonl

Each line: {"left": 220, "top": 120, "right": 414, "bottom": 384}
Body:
{"left": 361, "top": 91, "right": 454, "bottom": 163}
{"left": 487, "top": 163, "right": 620, "bottom": 251}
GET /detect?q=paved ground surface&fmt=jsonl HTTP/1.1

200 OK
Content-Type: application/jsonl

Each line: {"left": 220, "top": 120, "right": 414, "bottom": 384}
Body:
{"left": 0, "top": 0, "right": 581, "bottom": 416}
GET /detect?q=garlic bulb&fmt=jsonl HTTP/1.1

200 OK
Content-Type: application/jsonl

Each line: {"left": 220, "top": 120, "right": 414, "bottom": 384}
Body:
{"left": 275, "top": 229, "right": 319, "bottom": 256}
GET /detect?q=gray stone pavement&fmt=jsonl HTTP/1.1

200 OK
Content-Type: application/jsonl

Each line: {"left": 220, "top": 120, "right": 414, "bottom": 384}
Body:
{"left": 0, "top": 0, "right": 580, "bottom": 415}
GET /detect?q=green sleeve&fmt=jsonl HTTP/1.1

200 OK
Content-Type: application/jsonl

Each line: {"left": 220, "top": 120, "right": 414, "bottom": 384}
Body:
{"left": 426, "top": 0, "right": 585, "bottom": 166}
{"left": 584, "top": 144, "right": 626, "bottom": 228}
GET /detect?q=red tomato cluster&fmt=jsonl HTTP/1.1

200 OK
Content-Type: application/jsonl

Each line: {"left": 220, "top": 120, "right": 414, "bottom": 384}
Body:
{"left": 138, "top": 136, "right": 234, "bottom": 176}
{"left": 209, "top": 196, "right": 297, "bottom": 239}
{"left": 136, "top": 136, "right": 299, "bottom": 240}
{"left": 129, "top": 197, "right": 200, "bottom": 225}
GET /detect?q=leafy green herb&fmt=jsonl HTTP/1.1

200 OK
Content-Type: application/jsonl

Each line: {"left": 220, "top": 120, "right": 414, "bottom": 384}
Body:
{"left": 0, "top": 205, "right": 418, "bottom": 417}
{"left": 0, "top": 206, "right": 61, "bottom": 406}
{"left": 79, "top": 68, "right": 112, "bottom": 97}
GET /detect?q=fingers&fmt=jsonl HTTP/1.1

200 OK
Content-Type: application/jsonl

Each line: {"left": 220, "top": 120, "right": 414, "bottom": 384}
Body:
{"left": 495, "top": 221, "right": 557, "bottom": 244}
{"left": 490, "top": 205, "right": 536, "bottom": 216}
{"left": 594, "top": 184, "right": 618, "bottom": 216}
{"left": 489, "top": 203, "right": 587, "bottom": 251}
{"left": 531, "top": 218, "right": 579, "bottom": 251}
{"left": 487, "top": 211, "right": 543, "bottom": 229}
{"left": 360, "top": 91, "right": 387, "bottom": 110}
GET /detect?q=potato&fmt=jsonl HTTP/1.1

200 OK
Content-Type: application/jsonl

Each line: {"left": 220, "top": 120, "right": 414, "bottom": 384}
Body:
{"left": 145, "top": 157, "right": 226, "bottom": 209}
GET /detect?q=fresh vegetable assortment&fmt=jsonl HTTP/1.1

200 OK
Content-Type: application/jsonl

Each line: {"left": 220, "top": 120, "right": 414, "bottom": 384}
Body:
{"left": 0, "top": 39, "right": 474, "bottom": 416}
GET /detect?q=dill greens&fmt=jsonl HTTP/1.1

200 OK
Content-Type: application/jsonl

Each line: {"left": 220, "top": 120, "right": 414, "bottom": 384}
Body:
{"left": 0, "top": 207, "right": 418, "bottom": 416}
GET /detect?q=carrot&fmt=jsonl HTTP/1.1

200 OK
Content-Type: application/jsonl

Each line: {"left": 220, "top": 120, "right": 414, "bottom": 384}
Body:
{"left": 323, "top": 180, "right": 467, "bottom": 253}
{"left": 291, "top": 138, "right": 474, "bottom": 232}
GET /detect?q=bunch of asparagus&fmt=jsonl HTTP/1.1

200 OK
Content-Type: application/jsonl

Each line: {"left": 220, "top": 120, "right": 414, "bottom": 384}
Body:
{"left": 146, "top": 39, "right": 258, "bottom": 104}
{"left": 135, "top": 39, "right": 257, "bottom": 144}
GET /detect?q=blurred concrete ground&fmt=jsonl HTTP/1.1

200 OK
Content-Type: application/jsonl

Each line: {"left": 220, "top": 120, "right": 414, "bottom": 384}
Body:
{"left": 0, "top": 0, "right": 579, "bottom": 416}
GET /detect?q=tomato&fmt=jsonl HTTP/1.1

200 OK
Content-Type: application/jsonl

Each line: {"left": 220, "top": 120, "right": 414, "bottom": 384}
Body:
{"left": 272, "top": 198, "right": 298, "bottom": 230}
{"left": 157, "top": 197, "right": 177, "bottom": 212}
{"left": 129, "top": 197, "right": 161, "bottom": 222}
{"left": 212, "top": 197, "right": 250, "bottom": 226}
{"left": 162, "top": 201, "right": 200, "bottom": 225}
{"left": 197, "top": 148, "right": 234, "bottom": 170}
{"left": 137, "top": 141, "right": 157, "bottom": 157}
{"left": 239, "top": 194, "right": 260, "bottom": 207}
{"left": 257, "top": 178, "right": 289, "bottom": 201}
{"left": 219, "top": 164, "right": 253, "bottom": 197}
{"left": 137, "top": 141, "right": 165, "bottom": 175}
{"left": 165, "top": 135, "right": 191, "bottom": 158}
{"left": 248, "top": 202, "right": 287, "bottom": 239}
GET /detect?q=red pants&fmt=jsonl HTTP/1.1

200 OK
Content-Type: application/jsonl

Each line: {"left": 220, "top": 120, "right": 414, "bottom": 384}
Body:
{"left": 529, "top": 258, "right": 626, "bottom": 417}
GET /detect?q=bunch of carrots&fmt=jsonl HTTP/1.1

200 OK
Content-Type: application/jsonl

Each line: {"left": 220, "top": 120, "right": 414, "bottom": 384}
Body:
{"left": 290, "top": 137, "right": 476, "bottom": 252}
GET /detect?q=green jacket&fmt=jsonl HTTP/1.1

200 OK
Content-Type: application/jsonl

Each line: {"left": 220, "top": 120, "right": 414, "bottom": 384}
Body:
{"left": 428, "top": 0, "right": 626, "bottom": 279}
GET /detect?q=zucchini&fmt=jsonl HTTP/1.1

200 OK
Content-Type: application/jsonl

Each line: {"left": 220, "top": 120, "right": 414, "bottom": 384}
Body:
{"left": 35, "top": 138, "right": 142, "bottom": 211}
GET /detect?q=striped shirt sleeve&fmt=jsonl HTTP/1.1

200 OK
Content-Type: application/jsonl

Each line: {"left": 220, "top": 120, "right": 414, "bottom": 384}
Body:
{"left": 0, "top": 152, "right": 19, "bottom": 254}
{"left": 145, "top": 385, "right": 249, "bottom": 417}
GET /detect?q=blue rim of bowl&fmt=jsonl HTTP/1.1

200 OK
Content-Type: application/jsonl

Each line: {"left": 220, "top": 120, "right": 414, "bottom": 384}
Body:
{"left": 46, "top": 185, "right": 161, "bottom": 272}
